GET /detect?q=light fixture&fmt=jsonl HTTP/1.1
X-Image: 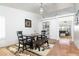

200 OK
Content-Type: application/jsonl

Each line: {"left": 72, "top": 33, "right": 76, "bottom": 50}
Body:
{"left": 40, "top": 7, "right": 44, "bottom": 14}
{"left": 75, "top": 10, "right": 79, "bottom": 25}
{"left": 74, "top": 4, "right": 79, "bottom": 25}
{"left": 40, "top": 3, "right": 44, "bottom": 18}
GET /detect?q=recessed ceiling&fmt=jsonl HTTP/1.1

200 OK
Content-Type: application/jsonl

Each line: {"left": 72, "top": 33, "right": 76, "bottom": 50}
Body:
{"left": 0, "top": 3, "right": 77, "bottom": 17}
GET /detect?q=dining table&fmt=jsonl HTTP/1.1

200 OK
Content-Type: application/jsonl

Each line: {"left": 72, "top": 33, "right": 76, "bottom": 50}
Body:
{"left": 23, "top": 34, "right": 41, "bottom": 49}
{"left": 23, "top": 34, "right": 49, "bottom": 51}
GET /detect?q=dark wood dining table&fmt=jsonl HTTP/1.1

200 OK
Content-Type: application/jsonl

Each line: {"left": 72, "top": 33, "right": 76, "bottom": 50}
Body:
{"left": 23, "top": 34, "right": 49, "bottom": 51}
{"left": 23, "top": 34, "right": 41, "bottom": 49}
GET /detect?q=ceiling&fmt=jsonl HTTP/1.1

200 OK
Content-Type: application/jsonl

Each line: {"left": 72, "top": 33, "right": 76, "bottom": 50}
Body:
{"left": 0, "top": 3, "right": 77, "bottom": 17}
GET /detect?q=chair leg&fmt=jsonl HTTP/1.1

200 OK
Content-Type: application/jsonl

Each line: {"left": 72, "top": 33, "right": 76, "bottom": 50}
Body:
{"left": 42, "top": 46, "right": 45, "bottom": 51}
{"left": 18, "top": 43, "right": 20, "bottom": 51}
{"left": 38, "top": 46, "right": 40, "bottom": 51}
{"left": 46, "top": 40, "right": 49, "bottom": 47}
{"left": 24, "top": 44, "right": 27, "bottom": 50}
{"left": 18, "top": 47, "right": 20, "bottom": 51}
{"left": 25, "top": 45, "right": 27, "bottom": 50}
{"left": 35, "top": 45, "right": 37, "bottom": 50}
{"left": 23, "top": 44, "right": 25, "bottom": 51}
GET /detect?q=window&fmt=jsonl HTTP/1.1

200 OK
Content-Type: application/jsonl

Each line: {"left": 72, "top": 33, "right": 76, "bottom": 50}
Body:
{"left": 0, "top": 16, "right": 5, "bottom": 40}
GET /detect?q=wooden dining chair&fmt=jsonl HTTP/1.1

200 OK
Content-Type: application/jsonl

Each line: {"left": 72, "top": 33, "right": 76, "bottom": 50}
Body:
{"left": 26, "top": 36, "right": 34, "bottom": 49}
{"left": 17, "top": 31, "right": 26, "bottom": 52}
{"left": 41, "top": 30, "right": 46, "bottom": 36}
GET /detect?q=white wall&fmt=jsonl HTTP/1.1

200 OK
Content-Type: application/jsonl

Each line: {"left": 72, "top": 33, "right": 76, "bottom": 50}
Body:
{"left": 74, "top": 25, "right": 79, "bottom": 48}
{"left": 38, "top": 14, "right": 74, "bottom": 40}
{"left": 0, "top": 6, "right": 40, "bottom": 47}
{"left": 71, "top": 4, "right": 79, "bottom": 48}
{"left": 0, "top": 16, "right": 5, "bottom": 40}
{"left": 74, "top": 25, "right": 79, "bottom": 39}
{"left": 49, "top": 19, "right": 59, "bottom": 39}
{"left": 38, "top": 18, "right": 59, "bottom": 40}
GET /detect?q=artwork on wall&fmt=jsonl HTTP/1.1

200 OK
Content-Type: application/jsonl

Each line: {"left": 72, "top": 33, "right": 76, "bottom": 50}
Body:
{"left": 25, "top": 19, "right": 31, "bottom": 27}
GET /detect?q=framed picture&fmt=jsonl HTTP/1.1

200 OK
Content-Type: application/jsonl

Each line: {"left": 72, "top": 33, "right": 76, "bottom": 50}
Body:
{"left": 25, "top": 19, "right": 31, "bottom": 27}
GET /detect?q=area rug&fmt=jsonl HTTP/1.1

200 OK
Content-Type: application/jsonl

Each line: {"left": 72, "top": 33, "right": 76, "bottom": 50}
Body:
{"left": 27, "top": 44, "right": 54, "bottom": 56}
{"left": 7, "top": 44, "right": 54, "bottom": 56}
{"left": 7, "top": 45, "right": 31, "bottom": 56}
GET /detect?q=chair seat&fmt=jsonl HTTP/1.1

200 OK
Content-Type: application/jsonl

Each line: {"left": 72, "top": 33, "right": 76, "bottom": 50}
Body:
{"left": 16, "top": 44, "right": 23, "bottom": 47}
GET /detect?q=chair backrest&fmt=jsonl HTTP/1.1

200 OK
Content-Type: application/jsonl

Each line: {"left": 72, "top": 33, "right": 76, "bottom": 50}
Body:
{"left": 26, "top": 36, "right": 32, "bottom": 43}
{"left": 41, "top": 35, "right": 46, "bottom": 39}
{"left": 37, "top": 35, "right": 42, "bottom": 40}
{"left": 17, "top": 31, "right": 23, "bottom": 40}
{"left": 41, "top": 30, "right": 46, "bottom": 36}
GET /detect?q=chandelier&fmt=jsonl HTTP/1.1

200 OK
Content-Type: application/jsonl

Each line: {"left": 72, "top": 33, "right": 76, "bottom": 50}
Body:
{"left": 40, "top": 3, "right": 44, "bottom": 18}
{"left": 74, "top": 4, "right": 79, "bottom": 25}
{"left": 75, "top": 10, "right": 79, "bottom": 25}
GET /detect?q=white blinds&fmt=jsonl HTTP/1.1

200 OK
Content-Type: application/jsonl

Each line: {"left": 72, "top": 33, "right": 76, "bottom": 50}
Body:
{"left": 0, "top": 16, "right": 5, "bottom": 39}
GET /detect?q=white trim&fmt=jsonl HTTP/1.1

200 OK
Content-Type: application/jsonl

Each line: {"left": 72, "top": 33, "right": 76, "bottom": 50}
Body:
{"left": 40, "top": 13, "right": 75, "bottom": 21}
{"left": 40, "top": 13, "right": 75, "bottom": 41}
